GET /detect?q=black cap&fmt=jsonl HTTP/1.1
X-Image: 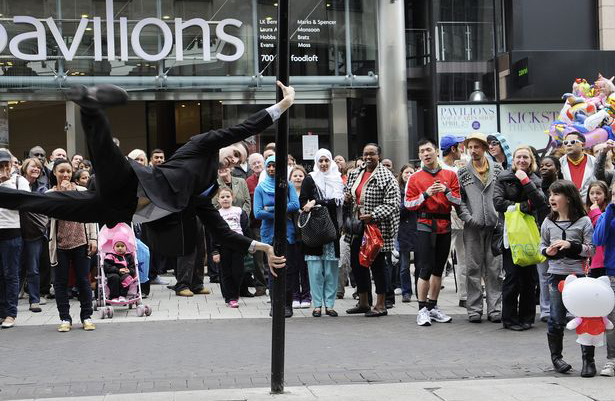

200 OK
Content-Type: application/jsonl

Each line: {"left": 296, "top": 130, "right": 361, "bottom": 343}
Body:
{"left": 0, "top": 150, "right": 11, "bottom": 163}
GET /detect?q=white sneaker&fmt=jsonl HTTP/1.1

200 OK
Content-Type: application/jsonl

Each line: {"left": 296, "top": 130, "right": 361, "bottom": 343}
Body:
{"left": 292, "top": 300, "right": 301, "bottom": 309}
{"left": 300, "top": 301, "right": 311, "bottom": 309}
{"left": 394, "top": 288, "right": 402, "bottom": 295}
{"left": 38, "top": 297, "right": 47, "bottom": 305}
{"left": 429, "top": 306, "right": 453, "bottom": 323}
{"left": 601, "top": 360, "right": 615, "bottom": 377}
{"left": 417, "top": 307, "right": 432, "bottom": 326}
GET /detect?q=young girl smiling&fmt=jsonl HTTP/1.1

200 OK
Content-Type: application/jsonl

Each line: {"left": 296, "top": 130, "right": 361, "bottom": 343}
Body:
{"left": 540, "top": 180, "right": 595, "bottom": 377}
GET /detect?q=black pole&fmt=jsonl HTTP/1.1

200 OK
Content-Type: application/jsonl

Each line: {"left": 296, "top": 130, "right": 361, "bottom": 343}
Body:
{"left": 271, "top": 0, "right": 289, "bottom": 394}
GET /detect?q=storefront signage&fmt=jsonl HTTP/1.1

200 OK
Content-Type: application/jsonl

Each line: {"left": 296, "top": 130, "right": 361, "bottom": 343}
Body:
{"left": 0, "top": 0, "right": 245, "bottom": 62}
{"left": 499, "top": 103, "right": 561, "bottom": 151}
{"left": 437, "top": 104, "right": 498, "bottom": 138}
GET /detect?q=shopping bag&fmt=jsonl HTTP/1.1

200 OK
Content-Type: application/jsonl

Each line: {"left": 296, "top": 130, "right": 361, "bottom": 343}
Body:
{"left": 504, "top": 203, "right": 546, "bottom": 267}
{"left": 359, "top": 223, "right": 384, "bottom": 267}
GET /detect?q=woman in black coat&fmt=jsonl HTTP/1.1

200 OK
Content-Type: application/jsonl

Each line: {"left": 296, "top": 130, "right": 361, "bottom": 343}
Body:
{"left": 494, "top": 145, "right": 547, "bottom": 331}
{"left": 299, "top": 149, "right": 344, "bottom": 317}
{"left": 397, "top": 164, "right": 417, "bottom": 302}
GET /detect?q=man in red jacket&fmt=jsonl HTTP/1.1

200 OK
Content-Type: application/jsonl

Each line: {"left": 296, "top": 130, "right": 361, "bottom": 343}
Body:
{"left": 405, "top": 138, "right": 461, "bottom": 327}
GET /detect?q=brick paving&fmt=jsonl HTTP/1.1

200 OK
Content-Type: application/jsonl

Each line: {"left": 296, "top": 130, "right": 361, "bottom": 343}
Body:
{"left": 0, "top": 275, "right": 601, "bottom": 400}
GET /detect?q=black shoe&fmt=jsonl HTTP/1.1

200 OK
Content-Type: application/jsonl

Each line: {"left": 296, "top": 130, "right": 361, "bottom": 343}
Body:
{"left": 325, "top": 308, "right": 338, "bottom": 317}
{"left": 312, "top": 308, "right": 322, "bottom": 317}
{"left": 547, "top": 333, "right": 572, "bottom": 373}
{"left": 346, "top": 305, "right": 370, "bottom": 314}
{"left": 336, "top": 293, "right": 344, "bottom": 299}
{"left": 468, "top": 315, "right": 482, "bottom": 323}
{"left": 209, "top": 277, "right": 220, "bottom": 284}
{"left": 254, "top": 287, "right": 267, "bottom": 297}
{"left": 504, "top": 323, "right": 524, "bottom": 331}
{"left": 402, "top": 294, "right": 411, "bottom": 303}
{"left": 521, "top": 323, "right": 533, "bottom": 330}
{"left": 284, "top": 306, "right": 293, "bottom": 318}
{"left": 240, "top": 290, "right": 255, "bottom": 298}
{"left": 385, "top": 301, "right": 394, "bottom": 309}
{"left": 67, "top": 84, "right": 128, "bottom": 109}
{"left": 541, "top": 316, "right": 549, "bottom": 323}
{"left": 166, "top": 285, "right": 176, "bottom": 290}
{"left": 458, "top": 300, "right": 466, "bottom": 308}
{"left": 581, "top": 345, "right": 597, "bottom": 377}
{"left": 488, "top": 315, "right": 502, "bottom": 323}
{"left": 364, "top": 309, "right": 388, "bottom": 317}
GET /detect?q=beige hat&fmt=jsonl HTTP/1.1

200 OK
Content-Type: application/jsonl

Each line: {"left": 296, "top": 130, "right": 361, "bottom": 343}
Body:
{"left": 463, "top": 132, "right": 489, "bottom": 148}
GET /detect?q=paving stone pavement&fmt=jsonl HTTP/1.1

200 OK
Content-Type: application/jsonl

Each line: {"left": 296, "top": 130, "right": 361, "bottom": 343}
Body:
{"left": 2, "top": 274, "right": 607, "bottom": 400}
{"left": 9, "top": 376, "right": 615, "bottom": 401}
{"left": 13, "top": 274, "right": 468, "bottom": 326}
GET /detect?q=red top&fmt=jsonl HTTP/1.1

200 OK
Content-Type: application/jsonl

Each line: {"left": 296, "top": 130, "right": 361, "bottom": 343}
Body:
{"left": 568, "top": 155, "right": 588, "bottom": 190}
{"left": 576, "top": 317, "right": 606, "bottom": 336}
{"left": 405, "top": 167, "right": 460, "bottom": 234}
{"left": 355, "top": 171, "right": 372, "bottom": 205}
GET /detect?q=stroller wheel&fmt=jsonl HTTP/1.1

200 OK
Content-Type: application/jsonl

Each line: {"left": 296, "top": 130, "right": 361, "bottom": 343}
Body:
{"left": 107, "top": 306, "right": 114, "bottom": 319}
{"left": 144, "top": 305, "right": 152, "bottom": 316}
{"left": 99, "top": 308, "right": 106, "bottom": 319}
{"left": 136, "top": 305, "right": 145, "bottom": 317}
{"left": 128, "top": 303, "right": 133, "bottom": 309}
{"left": 93, "top": 300, "right": 98, "bottom": 311}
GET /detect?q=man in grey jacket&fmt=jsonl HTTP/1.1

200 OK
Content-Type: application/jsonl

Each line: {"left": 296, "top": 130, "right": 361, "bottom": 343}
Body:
{"left": 457, "top": 133, "right": 503, "bottom": 323}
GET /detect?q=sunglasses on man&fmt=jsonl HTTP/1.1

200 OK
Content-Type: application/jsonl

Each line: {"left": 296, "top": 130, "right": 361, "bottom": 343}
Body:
{"left": 563, "top": 139, "right": 582, "bottom": 146}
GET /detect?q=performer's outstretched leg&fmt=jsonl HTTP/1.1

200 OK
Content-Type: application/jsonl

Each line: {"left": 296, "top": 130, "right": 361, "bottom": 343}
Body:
{"left": 0, "top": 187, "right": 131, "bottom": 225}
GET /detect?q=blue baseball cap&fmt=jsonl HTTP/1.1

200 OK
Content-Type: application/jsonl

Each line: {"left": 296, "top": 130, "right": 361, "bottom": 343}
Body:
{"left": 440, "top": 135, "right": 465, "bottom": 151}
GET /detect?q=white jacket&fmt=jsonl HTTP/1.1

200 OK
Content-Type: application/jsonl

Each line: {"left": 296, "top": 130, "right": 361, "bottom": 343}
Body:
{"left": 559, "top": 154, "right": 596, "bottom": 199}
{"left": 0, "top": 174, "right": 30, "bottom": 229}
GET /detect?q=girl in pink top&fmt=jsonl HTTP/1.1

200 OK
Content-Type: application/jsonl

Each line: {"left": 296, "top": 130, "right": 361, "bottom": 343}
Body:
{"left": 587, "top": 181, "right": 610, "bottom": 278}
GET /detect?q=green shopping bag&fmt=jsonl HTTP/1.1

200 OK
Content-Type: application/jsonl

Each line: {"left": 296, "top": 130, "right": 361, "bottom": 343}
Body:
{"left": 504, "top": 203, "right": 546, "bottom": 267}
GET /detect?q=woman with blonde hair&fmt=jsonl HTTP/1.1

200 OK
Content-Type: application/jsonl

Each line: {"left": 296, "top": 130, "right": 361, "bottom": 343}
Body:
{"left": 494, "top": 145, "right": 547, "bottom": 331}
{"left": 127, "top": 149, "right": 148, "bottom": 166}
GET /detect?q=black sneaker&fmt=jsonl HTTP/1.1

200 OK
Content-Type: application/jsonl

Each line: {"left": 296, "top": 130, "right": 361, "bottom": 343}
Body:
{"left": 284, "top": 306, "right": 293, "bottom": 318}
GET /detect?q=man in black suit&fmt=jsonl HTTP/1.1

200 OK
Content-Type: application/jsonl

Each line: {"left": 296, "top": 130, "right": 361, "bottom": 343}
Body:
{"left": 0, "top": 82, "right": 294, "bottom": 268}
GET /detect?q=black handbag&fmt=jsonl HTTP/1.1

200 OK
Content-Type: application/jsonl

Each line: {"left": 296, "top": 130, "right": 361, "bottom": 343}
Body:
{"left": 343, "top": 216, "right": 364, "bottom": 236}
{"left": 491, "top": 218, "right": 504, "bottom": 256}
{"left": 298, "top": 205, "right": 337, "bottom": 247}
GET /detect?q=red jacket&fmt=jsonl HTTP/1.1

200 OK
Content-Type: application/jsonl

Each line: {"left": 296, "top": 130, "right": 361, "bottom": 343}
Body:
{"left": 405, "top": 167, "right": 460, "bottom": 234}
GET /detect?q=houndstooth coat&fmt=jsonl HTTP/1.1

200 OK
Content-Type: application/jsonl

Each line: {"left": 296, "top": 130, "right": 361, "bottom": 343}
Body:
{"left": 343, "top": 164, "right": 400, "bottom": 252}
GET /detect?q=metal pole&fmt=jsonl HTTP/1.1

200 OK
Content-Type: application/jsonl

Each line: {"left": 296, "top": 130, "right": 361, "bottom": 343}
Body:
{"left": 271, "top": 0, "right": 289, "bottom": 395}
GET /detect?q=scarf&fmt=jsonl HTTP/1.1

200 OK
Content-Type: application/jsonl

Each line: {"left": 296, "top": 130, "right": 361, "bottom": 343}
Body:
{"left": 472, "top": 157, "right": 489, "bottom": 185}
{"left": 260, "top": 155, "right": 276, "bottom": 195}
{"left": 309, "top": 149, "right": 344, "bottom": 204}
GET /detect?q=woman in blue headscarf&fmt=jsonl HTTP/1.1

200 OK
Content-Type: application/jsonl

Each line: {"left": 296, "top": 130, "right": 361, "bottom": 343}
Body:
{"left": 487, "top": 132, "right": 513, "bottom": 170}
{"left": 254, "top": 155, "right": 300, "bottom": 317}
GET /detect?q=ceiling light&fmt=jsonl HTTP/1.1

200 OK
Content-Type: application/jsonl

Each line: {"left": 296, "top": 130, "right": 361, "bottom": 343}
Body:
{"left": 162, "top": 15, "right": 171, "bottom": 19}
{"left": 81, "top": 14, "right": 89, "bottom": 18}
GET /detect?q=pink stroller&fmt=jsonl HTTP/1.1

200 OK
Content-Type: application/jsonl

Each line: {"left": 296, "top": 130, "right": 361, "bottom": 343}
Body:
{"left": 93, "top": 223, "right": 152, "bottom": 318}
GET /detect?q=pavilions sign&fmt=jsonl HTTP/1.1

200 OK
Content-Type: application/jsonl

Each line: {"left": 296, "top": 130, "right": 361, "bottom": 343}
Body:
{"left": 0, "top": 0, "right": 245, "bottom": 62}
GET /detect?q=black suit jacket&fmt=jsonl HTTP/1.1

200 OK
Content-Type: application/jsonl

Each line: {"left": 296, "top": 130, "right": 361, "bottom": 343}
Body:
{"left": 132, "top": 109, "right": 273, "bottom": 214}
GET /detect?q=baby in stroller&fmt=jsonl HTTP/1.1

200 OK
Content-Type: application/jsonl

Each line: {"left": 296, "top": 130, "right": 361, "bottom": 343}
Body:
{"left": 103, "top": 239, "right": 136, "bottom": 301}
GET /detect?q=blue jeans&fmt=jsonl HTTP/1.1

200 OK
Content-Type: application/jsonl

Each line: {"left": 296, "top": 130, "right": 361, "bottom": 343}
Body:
{"left": 0, "top": 236, "right": 23, "bottom": 318}
{"left": 548, "top": 273, "right": 584, "bottom": 335}
{"left": 399, "top": 250, "right": 413, "bottom": 297}
{"left": 22, "top": 238, "right": 43, "bottom": 304}
{"left": 55, "top": 245, "right": 93, "bottom": 323}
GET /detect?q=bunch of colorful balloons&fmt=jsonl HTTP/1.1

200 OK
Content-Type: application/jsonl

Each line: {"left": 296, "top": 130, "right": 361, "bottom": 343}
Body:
{"left": 548, "top": 75, "right": 615, "bottom": 149}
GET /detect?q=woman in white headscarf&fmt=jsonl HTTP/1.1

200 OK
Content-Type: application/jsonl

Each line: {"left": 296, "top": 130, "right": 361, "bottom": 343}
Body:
{"left": 299, "top": 149, "right": 344, "bottom": 317}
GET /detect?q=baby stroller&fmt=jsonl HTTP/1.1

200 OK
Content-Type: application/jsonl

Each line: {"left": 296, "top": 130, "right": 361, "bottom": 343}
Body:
{"left": 93, "top": 223, "right": 152, "bottom": 319}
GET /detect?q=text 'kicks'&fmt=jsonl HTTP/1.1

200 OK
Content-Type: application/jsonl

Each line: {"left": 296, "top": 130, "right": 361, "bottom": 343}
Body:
{"left": 417, "top": 307, "right": 432, "bottom": 326}
{"left": 601, "top": 360, "right": 615, "bottom": 377}
{"left": 429, "top": 307, "right": 453, "bottom": 323}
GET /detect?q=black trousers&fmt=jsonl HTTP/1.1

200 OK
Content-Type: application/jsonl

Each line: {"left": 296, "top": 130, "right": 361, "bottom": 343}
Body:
{"left": 55, "top": 245, "right": 92, "bottom": 323}
{"left": 502, "top": 248, "right": 537, "bottom": 326}
{"left": 175, "top": 219, "right": 206, "bottom": 292}
{"left": 106, "top": 273, "right": 131, "bottom": 299}
{"left": 220, "top": 246, "right": 246, "bottom": 302}
{"left": 350, "top": 237, "right": 387, "bottom": 295}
